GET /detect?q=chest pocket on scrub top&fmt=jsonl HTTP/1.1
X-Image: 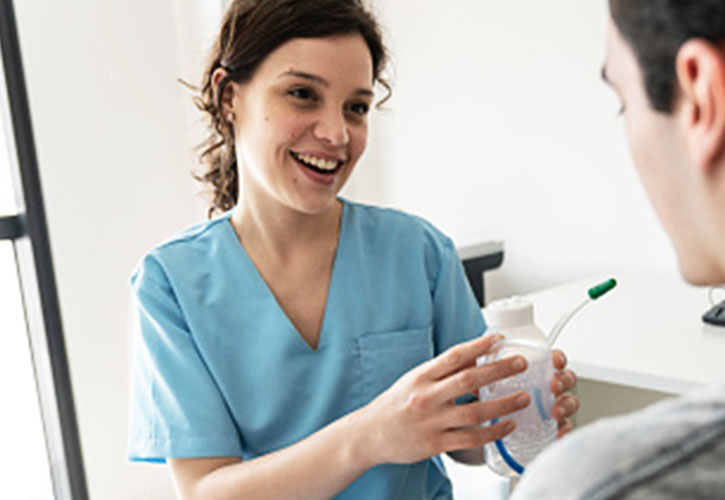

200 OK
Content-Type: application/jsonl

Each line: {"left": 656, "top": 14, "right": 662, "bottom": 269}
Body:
{"left": 358, "top": 326, "right": 434, "bottom": 404}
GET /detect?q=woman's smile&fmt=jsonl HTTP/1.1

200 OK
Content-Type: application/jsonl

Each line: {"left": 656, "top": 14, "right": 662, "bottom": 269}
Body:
{"left": 290, "top": 151, "right": 345, "bottom": 172}
{"left": 289, "top": 150, "right": 346, "bottom": 186}
{"left": 227, "top": 34, "right": 373, "bottom": 214}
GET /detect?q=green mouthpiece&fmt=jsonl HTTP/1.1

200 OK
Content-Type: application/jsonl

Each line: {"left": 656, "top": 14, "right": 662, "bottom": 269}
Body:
{"left": 588, "top": 278, "right": 617, "bottom": 300}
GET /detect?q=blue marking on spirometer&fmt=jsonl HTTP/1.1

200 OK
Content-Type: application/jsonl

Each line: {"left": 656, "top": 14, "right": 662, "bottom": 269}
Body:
{"left": 534, "top": 387, "right": 548, "bottom": 421}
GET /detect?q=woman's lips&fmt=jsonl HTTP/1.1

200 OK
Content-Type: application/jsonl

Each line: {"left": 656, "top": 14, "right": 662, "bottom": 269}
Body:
{"left": 290, "top": 151, "right": 344, "bottom": 173}
{"left": 290, "top": 151, "right": 343, "bottom": 186}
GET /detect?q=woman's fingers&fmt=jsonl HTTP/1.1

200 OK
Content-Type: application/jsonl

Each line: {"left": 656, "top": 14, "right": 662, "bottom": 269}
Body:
{"left": 557, "top": 418, "right": 574, "bottom": 438}
{"left": 549, "top": 350, "right": 579, "bottom": 430}
{"left": 553, "top": 393, "right": 579, "bottom": 421}
{"left": 550, "top": 369, "right": 577, "bottom": 396}
{"left": 439, "top": 419, "right": 516, "bottom": 453}
{"left": 425, "top": 334, "right": 504, "bottom": 381}
{"left": 431, "top": 355, "right": 528, "bottom": 405}
{"left": 552, "top": 349, "right": 567, "bottom": 370}
{"left": 439, "top": 391, "right": 530, "bottom": 429}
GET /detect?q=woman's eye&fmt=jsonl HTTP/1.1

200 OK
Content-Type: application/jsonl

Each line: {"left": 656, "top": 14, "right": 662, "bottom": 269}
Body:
{"left": 348, "top": 102, "right": 370, "bottom": 116}
{"left": 288, "top": 87, "right": 317, "bottom": 101}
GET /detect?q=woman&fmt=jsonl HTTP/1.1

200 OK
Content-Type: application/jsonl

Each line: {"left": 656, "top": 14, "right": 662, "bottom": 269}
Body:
{"left": 128, "top": 1, "right": 579, "bottom": 498}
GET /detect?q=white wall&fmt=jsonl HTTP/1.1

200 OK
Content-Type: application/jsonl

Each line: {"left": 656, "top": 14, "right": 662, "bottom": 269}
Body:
{"left": 13, "top": 1, "right": 222, "bottom": 498}
{"left": 351, "top": 0, "right": 679, "bottom": 298}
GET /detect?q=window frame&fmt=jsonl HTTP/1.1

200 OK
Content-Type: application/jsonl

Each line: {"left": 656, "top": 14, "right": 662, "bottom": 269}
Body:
{"left": 0, "top": 1, "right": 88, "bottom": 499}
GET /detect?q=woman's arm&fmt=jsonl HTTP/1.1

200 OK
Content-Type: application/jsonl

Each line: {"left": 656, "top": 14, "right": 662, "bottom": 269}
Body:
{"left": 168, "top": 334, "right": 530, "bottom": 499}
{"left": 168, "top": 409, "right": 371, "bottom": 500}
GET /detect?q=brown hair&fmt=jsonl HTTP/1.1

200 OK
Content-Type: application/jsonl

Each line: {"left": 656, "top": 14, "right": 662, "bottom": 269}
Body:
{"left": 193, "top": 0, "right": 390, "bottom": 217}
{"left": 610, "top": 0, "right": 725, "bottom": 113}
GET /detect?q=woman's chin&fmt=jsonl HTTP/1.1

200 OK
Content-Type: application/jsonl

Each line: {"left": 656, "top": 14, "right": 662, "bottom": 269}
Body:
{"left": 285, "top": 191, "right": 342, "bottom": 216}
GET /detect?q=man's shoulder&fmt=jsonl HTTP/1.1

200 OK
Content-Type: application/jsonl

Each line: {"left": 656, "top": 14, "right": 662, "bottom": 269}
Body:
{"left": 512, "top": 383, "right": 725, "bottom": 500}
{"left": 615, "top": 424, "right": 725, "bottom": 499}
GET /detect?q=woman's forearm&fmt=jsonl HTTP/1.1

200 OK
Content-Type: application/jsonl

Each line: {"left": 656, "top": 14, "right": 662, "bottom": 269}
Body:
{"left": 170, "top": 333, "right": 554, "bottom": 499}
{"left": 171, "top": 407, "right": 375, "bottom": 500}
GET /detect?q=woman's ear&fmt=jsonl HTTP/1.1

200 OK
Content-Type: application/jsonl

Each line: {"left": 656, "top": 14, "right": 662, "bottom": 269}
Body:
{"left": 211, "top": 67, "right": 236, "bottom": 122}
{"left": 675, "top": 40, "right": 725, "bottom": 171}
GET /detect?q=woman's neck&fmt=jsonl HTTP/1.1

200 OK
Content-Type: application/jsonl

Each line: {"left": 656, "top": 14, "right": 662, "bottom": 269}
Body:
{"left": 230, "top": 191, "right": 343, "bottom": 264}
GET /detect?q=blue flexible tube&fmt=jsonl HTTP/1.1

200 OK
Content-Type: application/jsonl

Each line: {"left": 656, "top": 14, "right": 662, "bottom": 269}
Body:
{"left": 490, "top": 418, "right": 525, "bottom": 474}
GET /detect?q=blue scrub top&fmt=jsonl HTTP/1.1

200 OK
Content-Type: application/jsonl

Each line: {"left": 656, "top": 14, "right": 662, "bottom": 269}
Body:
{"left": 128, "top": 199, "right": 486, "bottom": 499}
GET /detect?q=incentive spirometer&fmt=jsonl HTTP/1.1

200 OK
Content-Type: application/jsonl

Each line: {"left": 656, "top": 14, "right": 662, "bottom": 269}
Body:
{"left": 477, "top": 279, "right": 617, "bottom": 477}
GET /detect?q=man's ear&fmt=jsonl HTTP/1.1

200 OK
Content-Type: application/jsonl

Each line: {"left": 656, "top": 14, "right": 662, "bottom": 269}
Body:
{"left": 211, "top": 67, "right": 236, "bottom": 119}
{"left": 675, "top": 39, "right": 725, "bottom": 171}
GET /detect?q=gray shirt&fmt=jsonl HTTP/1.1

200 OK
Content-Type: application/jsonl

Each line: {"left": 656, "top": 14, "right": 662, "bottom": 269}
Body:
{"left": 511, "top": 383, "right": 725, "bottom": 500}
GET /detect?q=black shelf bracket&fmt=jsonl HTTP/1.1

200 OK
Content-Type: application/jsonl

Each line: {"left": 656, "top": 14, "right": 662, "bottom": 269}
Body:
{"left": 0, "top": 214, "right": 24, "bottom": 240}
{"left": 459, "top": 241, "right": 504, "bottom": 308}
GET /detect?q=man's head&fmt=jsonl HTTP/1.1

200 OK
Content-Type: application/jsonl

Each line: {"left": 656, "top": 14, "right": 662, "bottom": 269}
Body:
{"left": 604, "top": 0, "right": 725, "bottom": 285}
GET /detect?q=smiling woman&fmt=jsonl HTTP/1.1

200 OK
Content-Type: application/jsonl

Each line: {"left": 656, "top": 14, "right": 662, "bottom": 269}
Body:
{"left": 216, "top": 34, "right": 374, "bottom": 216}
{"left": 126, "top": 1, "right": 579, "bottom": 499}
{"left": 193, "top": 0, "right": 388, "bottom": 218}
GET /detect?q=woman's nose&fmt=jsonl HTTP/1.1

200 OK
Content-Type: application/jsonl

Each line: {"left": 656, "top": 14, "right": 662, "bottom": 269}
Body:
{"left": 313, "top": 108, "right": 349, "bottom": 147}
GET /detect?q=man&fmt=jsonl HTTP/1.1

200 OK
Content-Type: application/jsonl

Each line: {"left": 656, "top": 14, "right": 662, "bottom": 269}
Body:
{"left": 512, "top": 1, "right": 725, "bottom": 498}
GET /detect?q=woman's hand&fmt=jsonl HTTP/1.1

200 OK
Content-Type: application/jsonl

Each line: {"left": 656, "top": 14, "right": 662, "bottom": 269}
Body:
{"left": 352, "top": 334, "right": 532, "bottom": 467}
{"left": 550, "top": 349, "right": 579, "bottom": 437}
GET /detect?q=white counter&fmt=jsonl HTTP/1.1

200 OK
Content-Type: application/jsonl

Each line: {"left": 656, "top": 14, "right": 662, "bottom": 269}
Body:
{"left": 518, "top": 274, "right": 725, "bottom": 395}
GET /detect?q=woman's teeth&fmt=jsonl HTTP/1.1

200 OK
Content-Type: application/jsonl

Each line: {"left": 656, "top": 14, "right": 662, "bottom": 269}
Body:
{"left": 292, "top": 152, "right": 340, "bottom": 172}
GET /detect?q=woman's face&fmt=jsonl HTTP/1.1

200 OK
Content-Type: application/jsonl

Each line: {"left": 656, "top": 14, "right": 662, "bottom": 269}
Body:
{"left": 227, "top": 34, "right": 374, "bottom": 215}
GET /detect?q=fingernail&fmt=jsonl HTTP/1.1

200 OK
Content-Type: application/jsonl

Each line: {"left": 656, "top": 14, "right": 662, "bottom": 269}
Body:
{"left": 504, "top": 421, "right": 515, "bottom": 433}
{"left": 513, "top": 357, "right": 526, "bottom": 370}
{"left": 489, "top": 334, "right": 504, "bottom": 344}
{"left": 556, "top": 380, "right": 565, "bottom": 392}
{"left": 556, "top": 407, "right": 565, "bottom": 419}
{"left": 516, "top": 393, "right": 530, "bottom": 407}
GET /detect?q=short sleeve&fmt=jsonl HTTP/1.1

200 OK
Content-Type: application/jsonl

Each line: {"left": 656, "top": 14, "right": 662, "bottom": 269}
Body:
{"left": 127, "top": 254, "right": 242, "bottom": 462}
{"left": 431, "top": 237, "right": 487, "bottom": 356}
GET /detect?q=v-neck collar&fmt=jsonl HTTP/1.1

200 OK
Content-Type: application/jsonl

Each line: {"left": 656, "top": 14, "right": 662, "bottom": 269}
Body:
{"left": 222, "top": 199, "right": 348, "bottom": 353}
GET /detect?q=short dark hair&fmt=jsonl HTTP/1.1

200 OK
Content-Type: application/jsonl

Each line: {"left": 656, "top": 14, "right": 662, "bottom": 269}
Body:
{"left": 194, "top": 0, "right": 390, "bottom": 217}
{"left": 610, "top": 0, "right": 725, "bottom": 113}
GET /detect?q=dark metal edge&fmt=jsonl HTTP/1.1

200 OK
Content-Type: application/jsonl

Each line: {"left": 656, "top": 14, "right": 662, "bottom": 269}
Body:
{"left": 0, "top": 2, "right": 88, "bottom": 499}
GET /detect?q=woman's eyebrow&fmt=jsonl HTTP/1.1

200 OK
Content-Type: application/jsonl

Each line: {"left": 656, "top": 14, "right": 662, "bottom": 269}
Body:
{"left": 278, "top": 70, "right": 374, "bottom": 97}
{"left": 279, "top": 70, "right": 329, "bottom": 86}
{"left": 355, "top": 88, "right": 374, "bottom": 98}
